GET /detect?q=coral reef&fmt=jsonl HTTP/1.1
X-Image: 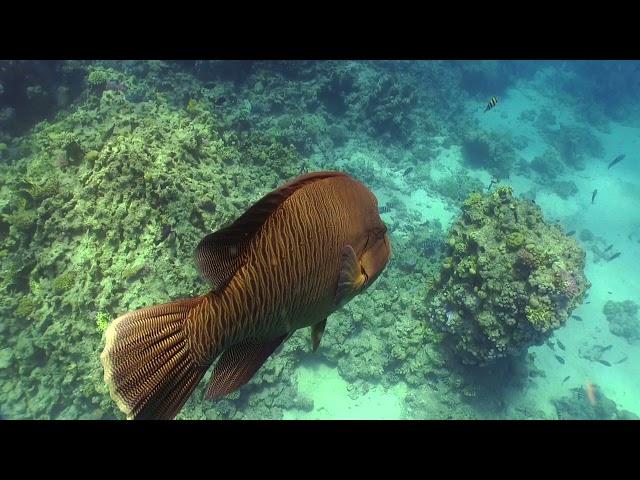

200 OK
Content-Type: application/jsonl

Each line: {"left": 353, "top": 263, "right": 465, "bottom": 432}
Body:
{"left": 432, "top": 169, "right": 484, "bottom": 205}
{"left": 425, "top": 187, "right": 590, "bottom": 366}
{"left": 538, "top": 123, "right": 604, "bottom": 170}
{"left": 603, "top": 300, "right": 640, "bottom": 344}
{"left": 459, "top": 129, "right": 517, "bottom": 178}
{"left": 0, "top": 60, "right": 86, "bottom": 136}
{"left": 548, "top": 180, "right": 578, "bottom": 200}
{"left": 529, "top": 148, "right": 565, "bottom": 182}
{"left": 3, "top": 59, "right": 632, "bottom": 420}
{"left": 553, "top": 386, "right": 639, "bottom": 420}
{"left": 0, "top": 60, "right": 473, "bottom": 420}
{"left": 0, "top": 65, "right": 309, "bottom": 419}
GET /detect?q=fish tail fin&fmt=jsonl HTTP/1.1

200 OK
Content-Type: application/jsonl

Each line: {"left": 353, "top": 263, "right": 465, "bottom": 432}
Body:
{"left": 100, "top": 296, "right": 210, "bottom": 420}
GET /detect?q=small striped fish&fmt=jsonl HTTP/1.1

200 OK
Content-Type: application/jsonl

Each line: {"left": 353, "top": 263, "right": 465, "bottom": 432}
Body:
{"left": 101, "top": 171, "right": 392, "bottom": 419}
{"left": 484, "top": 96, "right": 498, "bottom": 113}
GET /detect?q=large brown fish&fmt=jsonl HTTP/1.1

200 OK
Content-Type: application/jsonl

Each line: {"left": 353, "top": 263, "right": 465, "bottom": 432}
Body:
{"left": 101, "top": 171, "right": 391, "bottom": 419}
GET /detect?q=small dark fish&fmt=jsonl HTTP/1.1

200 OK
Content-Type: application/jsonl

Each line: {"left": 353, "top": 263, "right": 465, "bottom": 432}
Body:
{"left": 597, "top": 359, "right": 611, "bottom": 367}
{"left": 562, "top": 375, "right": 571, "bottom": 384}
{"left": 403, "top": 167, "right": 414, "bottom": 176}
{"left": 555, "top": 354, "right": 565, "bottom": 364}
{"left": 556, "top": 340, "right": 566, "bottom": 351}
{"left": 615, "top": 356, "right": 628, "bottom": 365}
{"left": 102, "top": 123, "right": 116, "bottom": 143}
{"left": 571, "top": 315, "right": 583, "bottom": 321}
{"left": 602, "top": 344, "right": 613, "bottom": 352}
{"left": 379, "top": 205, "right": 391, "bottom": 214}
{"left": 214, "top": 96, "right": 227, "bottom": 106}
{"left": 603, "top": 244, "right": 613, "bottom": 253}
{"left": 607, "top": 252, "right": 621, "bottom": 261}
{"left": 158, "top": 224, "right": 174, "bottom": 243}
{"left": 608, "top": 291, "right": 613, "bottom": 294}
{"left": 486, "top": 178, "right": 499, "bottom": 192}
{"left": 591, "top": 189, "right": 598, "bottom": 204}
{"left": 607, "top": 154, "right": 625, "bottom": 169}
{"left": 567, "top": 230, "right": 576, "bottom": 236}
{"left": 484, "top": 96, "right": 498, "bottom": 113}
{"left": 585, "top": 301, "right": 591, "bottom": 304}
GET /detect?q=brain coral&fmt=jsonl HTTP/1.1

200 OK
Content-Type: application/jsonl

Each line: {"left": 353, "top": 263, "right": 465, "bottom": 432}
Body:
{"left": 425, "top": 186, "right": 589, "bottom": 365}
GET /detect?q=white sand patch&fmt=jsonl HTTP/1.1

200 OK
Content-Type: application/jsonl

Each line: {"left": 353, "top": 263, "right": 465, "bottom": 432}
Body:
{"left": 407, "top": 189, "right": 456, "bottom": 228}
{"left": 283, "top": 362, "right": 407, "bottom": 420}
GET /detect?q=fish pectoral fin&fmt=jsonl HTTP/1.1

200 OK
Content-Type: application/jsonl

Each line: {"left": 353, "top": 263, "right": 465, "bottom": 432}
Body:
{"left": 311, "top": 319, "right": 327, "bottom": 352}
{"left": 335, "top": 244, "right": 366, "bottom": 307}
{"left": 205, "top": 334, "right": 287, "bottom": 400}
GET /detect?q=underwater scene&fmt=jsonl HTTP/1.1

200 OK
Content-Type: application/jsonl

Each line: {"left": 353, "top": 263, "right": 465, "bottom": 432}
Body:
{"left": 0, "top": 60, "right": 638, "bottom": 420}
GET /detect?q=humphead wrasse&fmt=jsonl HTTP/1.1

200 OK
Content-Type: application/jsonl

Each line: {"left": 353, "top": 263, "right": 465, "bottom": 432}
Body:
{"left": 100, "top": 171, "right": 391, "bottom": 419}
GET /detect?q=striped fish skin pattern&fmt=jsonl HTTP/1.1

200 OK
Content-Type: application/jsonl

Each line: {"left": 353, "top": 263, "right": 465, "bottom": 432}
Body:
{"left": 484, "top": 96, "right": 498, "bottom": 112}
{"left": 186, "top": 173, "right": 392, "bottom": 365}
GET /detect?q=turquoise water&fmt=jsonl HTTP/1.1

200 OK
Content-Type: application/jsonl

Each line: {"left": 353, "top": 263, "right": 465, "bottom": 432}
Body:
{"left": 0, "top": 60, "right": 638, "bottom": 419}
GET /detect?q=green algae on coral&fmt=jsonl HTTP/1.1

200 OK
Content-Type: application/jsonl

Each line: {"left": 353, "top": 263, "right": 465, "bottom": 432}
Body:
{"left": 96, "top": 311, "right": 110, "bottom": 334}
{"left": 15, "top": 295, "right": 37, "bottom": 318}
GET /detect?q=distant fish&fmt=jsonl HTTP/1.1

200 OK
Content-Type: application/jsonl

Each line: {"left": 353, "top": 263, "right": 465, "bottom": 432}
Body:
{"left": 484, "top": 96, "right": 498, "bottom": 113}
{"left": 615, "top": 355, "right": 628, "bottom": 365}
{"left": 603, "top": 344, "right": 613, "bottom": 352}
{"left": 585, "top": 301, "right": 591, "bottom": 304}
{"left": 562, "top": 375, "right": 571, "bottom": 384}
{"left": 591, "top": 189, "right": 598, "bottom": 204}
{"left": 158, "top": 224, "right": 174, "bottom": 243}
{"left": 557, "top": 340, "right": 566, "bottom": 351}
{"left": 379, "top": 205, "right": 392, "bottom": 214}
{"left": 214, "top": 96, "right": 227, "bottom": 106}
{"left": 597, "top": 359, "right": 612, "bottom": 367}
{"left": 603, "top": 244, "right": 613, "bottom": 253}
{"left": 567, "top": 230, "right": 576, "bottom": 236}
{"left": 607, "top": 252, "right": 621, "bottom": 261}
{"left": 486, "top": 178, "right": 499, "bottom": 192}
{"left": 585, "top": 382, "right": 597, "bottom": 406}
{"left": 403, "top": 167, "right": 414, "bottom": 177}
{"left": 102, "top": 123, "right": 116, "bottom": 143}
{"left": 571, "top": 314, "right": 583, "bottom": 321}
{"left": 555, "top": 354, "right": 565, "bottom": 364}
{"left": 607, "top": 154, "right": 625, "bottom": 169}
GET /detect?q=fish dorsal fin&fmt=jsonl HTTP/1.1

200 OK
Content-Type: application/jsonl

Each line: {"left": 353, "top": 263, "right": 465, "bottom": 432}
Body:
{"left": 311, "top": 319, "right": 327, "bottom": 352}
{"left": 195, "top": 171, "right": 348, "bottom": 291}
{"left": 205, "top": 335, "right": 287, "bottom": 400}
{"left": 335, "top": 244, "right": 367, "bottom": 307}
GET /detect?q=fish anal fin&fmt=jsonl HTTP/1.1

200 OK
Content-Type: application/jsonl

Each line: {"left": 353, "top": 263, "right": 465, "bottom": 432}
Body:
{"left": 205, "top": 334, "right": 287, "bottom": 400}
{"left": 335, "top": 244, "right": 366, "bottom": 307}
{"left": 195, "top": 172, "right": 349, "bottom": 291}
{"left": 311, "top": 319, "right": 327, "bottom": 352}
